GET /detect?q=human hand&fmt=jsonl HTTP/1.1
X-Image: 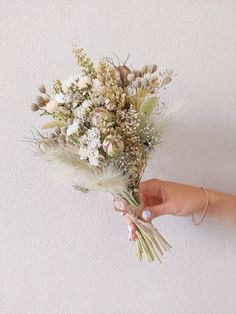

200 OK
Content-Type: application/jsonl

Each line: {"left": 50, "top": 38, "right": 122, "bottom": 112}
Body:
{"left": 114, "top": 179, "right": 207, "bottom": 241}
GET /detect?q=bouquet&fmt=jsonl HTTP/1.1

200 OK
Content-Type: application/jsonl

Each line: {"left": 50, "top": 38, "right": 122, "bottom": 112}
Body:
{"left": 30, "top": 47, "right": 173, "bottom": 262}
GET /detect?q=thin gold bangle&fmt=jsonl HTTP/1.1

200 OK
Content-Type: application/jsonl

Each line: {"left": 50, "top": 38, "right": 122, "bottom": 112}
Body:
{"left": 192, "top": 187, "right": 209, "bottom": 226}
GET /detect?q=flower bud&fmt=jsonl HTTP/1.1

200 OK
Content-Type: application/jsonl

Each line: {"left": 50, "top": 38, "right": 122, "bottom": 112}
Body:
{"left": 38, "top": 84, "right": 46, "bottom": 93}
{"left": 91, "top": 107, "right": 114, "bottom": 127}
{"left": 102, "top": 135, "right": 124, "bottom": 157}
{"left": 141, "top": 64, "right": 148, "bottom": 74}
{"left": 31, "top": 103, "right": 39, "bottom": 111}
{"left": 36, "top": 96, "right": 46, "bottom": 107}
{"left": 46, "top": 100, "right": 59, "bottom": 114}
{"left": 148, "top": 64, "right": 157, "bottom": 73}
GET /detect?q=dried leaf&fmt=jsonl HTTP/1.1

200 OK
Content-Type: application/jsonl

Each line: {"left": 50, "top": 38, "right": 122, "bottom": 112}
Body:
{"left": 42, "top": 121, "right": 65, "bottom": 130}
{"left": 139, "top": 97, "right": 158, "bottom": 116}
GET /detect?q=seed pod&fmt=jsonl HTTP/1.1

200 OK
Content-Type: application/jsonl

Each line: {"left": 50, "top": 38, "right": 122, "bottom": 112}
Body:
{"left": 31, "top": 103, "right": 39, "bottom": 111}
{"left": 44, "top": 96, "right": 50, "bottom": 104}
{"left": 36, "top": 96, "right": 45, "bottom": 106}
{"left": 148, "top": 63, "right": 158, "bottom": 73}
{"left": 38, "top": 84, "right": 46, "bottom": 93}
{"left": 102, "top": 135, "right": 124, "bottom": 157}
{"left": 141, "top": 64, "right": 148, "bottom": 74}
{"left": 91, "top": 107, "right": 114, "bottom": 127}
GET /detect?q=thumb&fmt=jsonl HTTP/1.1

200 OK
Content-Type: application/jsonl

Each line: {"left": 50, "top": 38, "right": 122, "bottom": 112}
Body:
{"left": 140, "top": 202, "right": 169, "bottom": 221}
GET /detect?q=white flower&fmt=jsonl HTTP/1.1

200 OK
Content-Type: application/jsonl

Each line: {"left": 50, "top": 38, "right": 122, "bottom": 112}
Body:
{"left": 54, "top": 93, "right": 65, "bottom": 104}
{"left": 77, "top": 76, "right": 92, "bottom": 89}
{"left": 78, "top": 127, "right": 101, "bottom": 166}
{"left": 66, "top": 121, "right": 79, "bottom": 136}
{"left": 73, "top": 100, "right": 92, "bottom": 119}
{"left": 92, "top": 78, "right": 102, "bottom": 94}
{"left": 46, "top": 100, "right": 59, "bottom": 113}
{"left": 62, "top": 75, "right": 79, "bottom": 90}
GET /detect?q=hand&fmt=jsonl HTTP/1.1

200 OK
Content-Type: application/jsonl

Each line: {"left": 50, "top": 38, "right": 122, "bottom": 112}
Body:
{"left": 114, "top": 179, "right": 207, "bottom": 241}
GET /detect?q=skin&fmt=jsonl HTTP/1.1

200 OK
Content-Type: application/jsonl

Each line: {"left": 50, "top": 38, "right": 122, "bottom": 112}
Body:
{"left": 121, "top": 179, "right": 236, "bottom": 241}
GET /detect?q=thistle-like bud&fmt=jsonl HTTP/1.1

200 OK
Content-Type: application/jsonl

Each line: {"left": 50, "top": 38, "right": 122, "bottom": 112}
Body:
{"left": 117, "top": 65, "right": 131, "bottom": 87}
{"left": 36, "top": 95, "right": 45, "bottom": 107}
{"left": 31, "top": 103, "right": 39, "bottom": 111}
{"left": 38, "top": 84, "right": 46, "bottom": 94}
{"left": 91, "top": 107, "right": 114, "bottom": 127}
{"left": 102, "top": 135, "right": 125, "bottom": 157}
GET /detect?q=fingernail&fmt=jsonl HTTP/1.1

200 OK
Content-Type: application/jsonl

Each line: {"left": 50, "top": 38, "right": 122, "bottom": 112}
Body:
{"left": 128, "top": 225, "right": 132, "bottom": 233}
{"left": 128, "top": 231, "right": 131, "bottom": 240}
{"left": 120, "top": 212, "right": 125, "bottom": 216}
{"left": 114, "top": 198, "right": 126, "bottom": 210}
{"left": 142, "top": 209, "right": 152, "bottom": 220}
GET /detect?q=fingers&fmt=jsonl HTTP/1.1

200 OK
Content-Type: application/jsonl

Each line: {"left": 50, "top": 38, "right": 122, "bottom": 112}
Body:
{"left": 141, "top": 203, "right": 169, "bottom": 221}
{"left": 113, "top": 197, "right": 137, "bottom": 241}
{"left": 124, "top": 215, "right": 137, "bottom": 241}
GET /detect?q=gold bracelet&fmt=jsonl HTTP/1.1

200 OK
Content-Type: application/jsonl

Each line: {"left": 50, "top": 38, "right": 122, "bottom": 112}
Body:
{"left": 192, "top": 187, "right": 209, "bottom": 226}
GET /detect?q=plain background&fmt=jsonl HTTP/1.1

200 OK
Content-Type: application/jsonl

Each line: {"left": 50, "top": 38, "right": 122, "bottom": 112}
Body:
{"left": 0, "top": 1, "right": 236, "bottom": 313}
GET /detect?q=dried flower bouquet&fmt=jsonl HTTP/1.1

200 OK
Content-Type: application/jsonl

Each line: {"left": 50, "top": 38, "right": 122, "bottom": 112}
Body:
{"left": 30, "top": 47, "right": 174, "bottom": 262}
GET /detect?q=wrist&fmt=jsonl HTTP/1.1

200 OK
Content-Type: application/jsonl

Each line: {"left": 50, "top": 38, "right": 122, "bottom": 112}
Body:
{"left": 206, "top": 189, "right": 236, "bottom": 224}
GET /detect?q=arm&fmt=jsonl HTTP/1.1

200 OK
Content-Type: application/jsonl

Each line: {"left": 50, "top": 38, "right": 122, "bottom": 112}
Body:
{"left": 205, "top": 189, "right": 236, "bottom": 225}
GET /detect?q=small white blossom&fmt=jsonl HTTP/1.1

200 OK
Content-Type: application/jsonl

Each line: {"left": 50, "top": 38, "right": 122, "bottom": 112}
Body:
{"left": 79, "top": 127, "right": 101, "bottom": 166}
{"left": 91, "top": 78, "right": 102, "bottom": 94}
{"left": 54, "top": 93, "right": 66, "bottom": 104}
{"left": 66, "top": 121, "right": 79, "bottom": 136}
{"left": 73, "top": 100, "right": 92, "bottom": 119}
{"left": 62, "top": 75, "right": 79, "bottom": 90}
{"left": 77, "top": 76, "right": 92, "bottom": 89}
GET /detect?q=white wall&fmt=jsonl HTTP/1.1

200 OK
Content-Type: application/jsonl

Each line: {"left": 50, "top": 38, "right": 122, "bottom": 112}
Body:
{"left": 0, "top": 1, "right": 236, "bottom": 313}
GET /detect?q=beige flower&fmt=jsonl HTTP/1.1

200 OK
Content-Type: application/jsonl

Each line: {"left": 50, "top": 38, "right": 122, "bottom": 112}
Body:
{"left": 46, "top": 100, "right": 59, "bottom": 113}
{"left": 77, "top": 76, "right": 92, "bottom": 89}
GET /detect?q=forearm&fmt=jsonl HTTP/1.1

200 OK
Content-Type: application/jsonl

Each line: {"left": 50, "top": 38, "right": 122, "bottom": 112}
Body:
{"left": 207, "top": 189, "right": 236, "bottom": 225}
